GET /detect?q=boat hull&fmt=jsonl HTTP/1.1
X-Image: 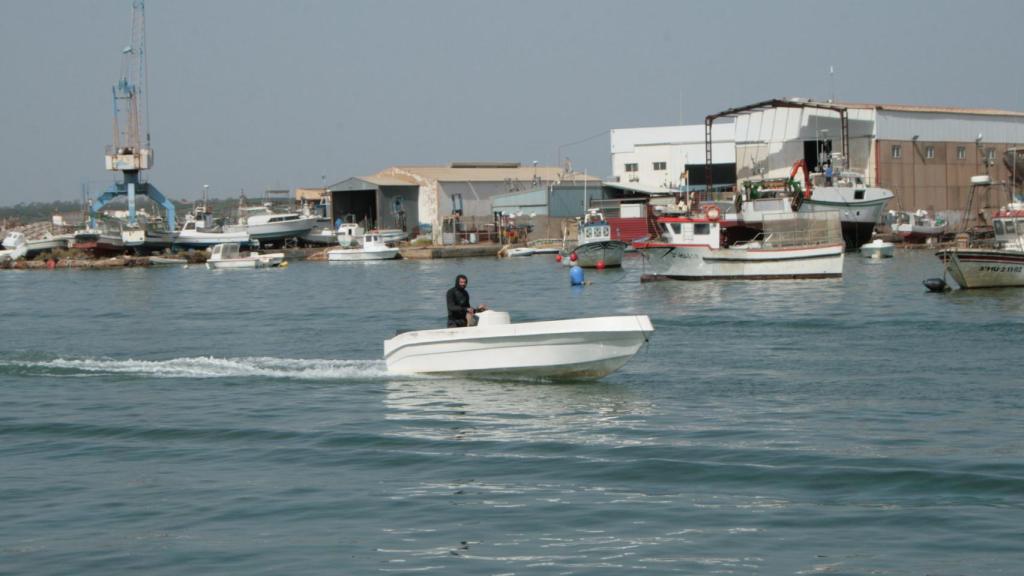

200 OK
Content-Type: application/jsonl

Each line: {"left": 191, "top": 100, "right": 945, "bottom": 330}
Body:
{"left": 860, "top": 242, "right": 894, "bottom": 259}
{"left": 800, "top": 192, "right": 892, "bottom": 250}
{"left": 327, "top": 248, "right": 399, "bottom": 261}
{"left": 248, "top": 218, "right": 317, "bottom": 241}
{"left": 384, "top": 315, "right": 653, "bottom": 379}
{"left": 640, "top": 243, "right": 844, "bottom": 280}
{"left": 174, "top": 230, "right": 251, "bottom": 249}
{"left": 938, "top": 248, "right": 1024, "bottom": 288}
{"left": 569, "top": 240, "right": 627, "bottom": 268}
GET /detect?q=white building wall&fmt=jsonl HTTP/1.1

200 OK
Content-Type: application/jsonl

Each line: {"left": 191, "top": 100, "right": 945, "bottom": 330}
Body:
{"left": 610, "top": 124, "right": 735, "bottom": 190}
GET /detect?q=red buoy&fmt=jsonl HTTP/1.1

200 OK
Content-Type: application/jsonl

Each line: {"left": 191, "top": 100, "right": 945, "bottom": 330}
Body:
{"left": 569, "top": 252, "right": 577, "bottom": 262}
{"left": 555, "top": 254, "right": 563, "bottom": 263}
{"left": 596, "top": 260, "right": 606, "bottom": 270}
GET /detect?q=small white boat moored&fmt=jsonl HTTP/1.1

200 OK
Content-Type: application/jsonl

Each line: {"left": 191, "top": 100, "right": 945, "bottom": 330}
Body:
{"left": 384, "top": 310, "right": 654, "bottom": 379}
{"left": 859, "top": 238, "right": 895, "bottom": 259}
{"left": 327, "top": 233, "right": 400, "bottom": 261}
{"left": 205, "top": 242, "right": 285, "bottom": 269}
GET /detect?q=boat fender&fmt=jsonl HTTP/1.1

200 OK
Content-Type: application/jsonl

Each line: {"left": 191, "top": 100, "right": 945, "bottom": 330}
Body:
{"left": 704, "top": 205, "right": 721, "bottom": 222}
{"left": 570, "top": 265, "right": 584, "bottom": 286}
{"left": 569, "top": 252, "right": 577, "bottom": 262}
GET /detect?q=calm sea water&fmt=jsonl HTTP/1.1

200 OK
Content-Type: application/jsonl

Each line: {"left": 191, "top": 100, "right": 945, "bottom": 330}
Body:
{"left": 1, "top": 251, "right": 1022, "bottom": 575}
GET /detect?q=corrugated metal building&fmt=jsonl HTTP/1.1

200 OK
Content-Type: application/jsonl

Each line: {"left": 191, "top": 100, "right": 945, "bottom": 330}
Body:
{"left": 731, "top": 99, "right": 1024, "bottom": 215}
{"left": 327, "top": 163, "right": 601, "bottom": 243}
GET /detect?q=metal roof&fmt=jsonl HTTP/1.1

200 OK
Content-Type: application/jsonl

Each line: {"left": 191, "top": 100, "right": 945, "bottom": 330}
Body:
{"left": 602, "top": 181, "right": 675, "bottom": 195}
{"left": 709, "top": 97, "right": 1024, "bottom": 120}
{"left": 371, "top": 165, "right": 603, "bottom": 184}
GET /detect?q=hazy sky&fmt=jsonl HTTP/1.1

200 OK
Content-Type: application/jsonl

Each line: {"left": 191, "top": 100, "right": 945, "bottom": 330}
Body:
{"left": 1, "top": 0, "right": 1022, "bottom": 205}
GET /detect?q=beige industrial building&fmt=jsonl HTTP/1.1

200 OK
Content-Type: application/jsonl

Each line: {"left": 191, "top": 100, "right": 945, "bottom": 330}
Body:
{"left": 327, "top": 163, "right": 601, "bottom": 243}
{"left": 717, "top": 99, "right": 1024, "bottom": 216}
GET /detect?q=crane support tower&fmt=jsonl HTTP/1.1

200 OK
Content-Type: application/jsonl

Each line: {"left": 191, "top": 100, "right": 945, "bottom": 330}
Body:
{"left": 91, "top": 0, "right": 175, "bottom": 231}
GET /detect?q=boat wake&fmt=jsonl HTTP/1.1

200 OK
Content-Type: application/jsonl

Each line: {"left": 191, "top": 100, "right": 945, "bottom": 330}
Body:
{"left": 1, "top": 356, "right": 398, "bottom": 381}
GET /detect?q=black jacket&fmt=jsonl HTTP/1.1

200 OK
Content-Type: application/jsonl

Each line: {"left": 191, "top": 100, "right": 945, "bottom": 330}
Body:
{"left": 446, "top": 285, "right": 473, "bottom": 327}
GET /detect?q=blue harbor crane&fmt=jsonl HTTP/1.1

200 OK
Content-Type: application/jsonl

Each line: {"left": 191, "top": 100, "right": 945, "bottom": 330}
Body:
{"left": 90, "top": 0, "right": 175, "bottom": 231}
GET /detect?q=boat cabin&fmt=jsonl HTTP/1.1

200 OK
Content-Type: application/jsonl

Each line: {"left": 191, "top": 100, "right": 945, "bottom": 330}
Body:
{"left": 578, "top": 210, "right": 613, "bottom": 244}
{"left": 656, "top": 216, "right": 722, "bottom": 249}
{"left": 210, "top": 242, "right": 241, "bottom": 260}
{"left": 993, "top": 206, "right": 1024, "bottom": 250}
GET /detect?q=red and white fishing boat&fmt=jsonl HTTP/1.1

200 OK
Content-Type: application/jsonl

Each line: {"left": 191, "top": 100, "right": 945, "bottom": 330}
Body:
{"left": 635, "top": 205, "right": 845, "bottom": 281}
{"left": 936, "top": 202, "right": 1024, "bottom": 289}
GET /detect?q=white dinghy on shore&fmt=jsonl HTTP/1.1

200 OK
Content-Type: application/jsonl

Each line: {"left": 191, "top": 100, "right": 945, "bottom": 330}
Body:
{"left": 384, "top": 310, "right": 654, "bottom": 379}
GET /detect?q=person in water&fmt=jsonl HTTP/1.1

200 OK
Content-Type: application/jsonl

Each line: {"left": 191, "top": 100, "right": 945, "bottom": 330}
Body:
{"left": 446, "top": 274, "right": 487, "bottom": 327}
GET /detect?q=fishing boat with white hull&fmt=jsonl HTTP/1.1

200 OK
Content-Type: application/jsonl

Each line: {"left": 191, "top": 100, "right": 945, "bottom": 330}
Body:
{"left": 384, "top": 310, "right": 654, "bottom": 379}
{"left": 562, "top": 209, "right": 627, "bottom": 268}
{"left": 936, "top": 204, "right": 1024, "bottom": 289}
{"left": 745, "top": 160, "right": 894, "bottom": 250}
{"left": 636, "top": 206, "right": 845, "bottom": 281}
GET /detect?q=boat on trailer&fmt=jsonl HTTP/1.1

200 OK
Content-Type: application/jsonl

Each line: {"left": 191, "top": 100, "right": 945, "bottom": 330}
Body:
{"left": 384, "top": 310, "right": 654, "bottom": 379}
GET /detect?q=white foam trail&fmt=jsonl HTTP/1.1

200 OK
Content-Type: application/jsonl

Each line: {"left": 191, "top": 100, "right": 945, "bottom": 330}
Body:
{"left": 5, "top": 356, "right": 396, "bottom": 380}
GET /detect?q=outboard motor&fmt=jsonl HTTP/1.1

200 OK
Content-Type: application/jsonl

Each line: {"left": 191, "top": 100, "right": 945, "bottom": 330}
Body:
{"left": 923, "top": 278, "right": 949, "bottom": 293}
{"left": 476, "top": 310, "right": 511, "bottom": 326}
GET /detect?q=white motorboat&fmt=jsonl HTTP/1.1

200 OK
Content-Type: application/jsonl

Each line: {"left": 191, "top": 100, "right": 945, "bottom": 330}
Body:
{"left": 936, "top": 202, "right": 1024, "bottom": 289}
{"left": 0, "top": 231, "right": 29, "bottom": 262}
{"left": 22, "top": 232, "right": 72, "bottom": 256}
{"left": 301, "top": 222, "right": 340, "bottom": 246}
{"left": 860, "top": 238, "right": 895, "bottom": 258}
{"left": 149, "top": 255, "right": 188, "bottom": 266}
{"left": 174, "top": 219, "right": 251, "bottom": 249}
{"left": 637, "top": 208, "right": 845, "bottom": 280}
{"left": 384, "top": 310, "right": 654, "bottom": 379}
{"left": 205, "top": 242, "right": 285, "bottom": 269}
{"left": 888, "top": 209, "right": 947, "bottom": 244}
{"left": 562, "top": 209, "right": 628, "bottom": 268}
{"left": 239, "top": 205, "right": 317, "bottom": 243}
{"left": 336, "top": 219, "right": 365, "bottom": 247}
{"left": 327, "top": 233, "right": 400, "bottom": 261}
{"left": 505, "top": 246, "right": 535, "bottom": 257}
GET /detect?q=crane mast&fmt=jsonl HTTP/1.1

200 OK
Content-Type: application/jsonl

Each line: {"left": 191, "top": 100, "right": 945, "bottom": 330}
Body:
{"left": 92, "top": 0, "right": 175, "bottom": 231}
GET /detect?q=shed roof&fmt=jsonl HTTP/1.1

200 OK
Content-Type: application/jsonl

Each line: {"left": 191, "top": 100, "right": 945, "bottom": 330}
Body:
{"left": 372, "top": 164, "right": 603, "bottom": 184}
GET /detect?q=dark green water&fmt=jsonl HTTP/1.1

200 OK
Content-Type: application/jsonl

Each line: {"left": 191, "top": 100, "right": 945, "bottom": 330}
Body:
{"left": 1, "top": 252, "right": 1022, "bottom": 574}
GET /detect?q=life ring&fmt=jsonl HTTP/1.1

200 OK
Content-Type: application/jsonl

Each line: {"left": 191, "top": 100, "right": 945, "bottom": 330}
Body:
{"left": 704, "top": 205, "right": 721, "bottom": 222}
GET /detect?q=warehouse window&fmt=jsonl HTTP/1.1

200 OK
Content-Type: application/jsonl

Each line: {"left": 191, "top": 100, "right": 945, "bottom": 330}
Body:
{"left": 925, "top": 146, "right": 935, "bottom": 160}
{"left": 625, "top": 163, "right": 638, "bottom": 172}
{"left": 653, "top": 161, "right": 667, "bottom": 171}
{"left": 956, "top": 146, "right": 966, "bottom": 160}
{"left": 891, "top": 144, "right": 902, "bottom": 159}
